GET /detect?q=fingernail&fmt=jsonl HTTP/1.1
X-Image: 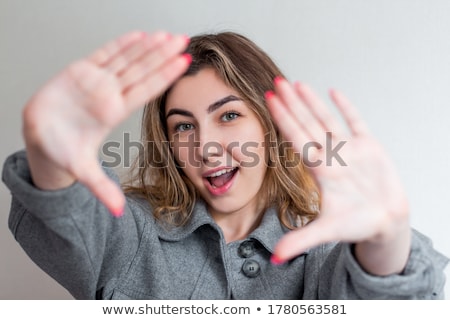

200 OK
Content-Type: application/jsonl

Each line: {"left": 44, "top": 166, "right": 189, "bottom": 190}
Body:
{"left": 182, "top": 53, "right": 192, "bottom": 64}
{"left": 274, "top": 76, "right": 284, "bottom": 85}
{"left": 111, "top": 207, "right": 124, "bottom": 217}
{"left": 270, "top": 254, "right": 286, "bottom": 265}
{"left": 183, "top": 34, "right": 190, "bottom": 44}
{"left": 265, "top": 90, "right": 275, "bottom": 100}
{"left": 296, "top": 81, "right": 308, "bottom": 92}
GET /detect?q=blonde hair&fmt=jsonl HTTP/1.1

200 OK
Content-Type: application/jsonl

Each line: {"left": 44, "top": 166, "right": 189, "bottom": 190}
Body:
{"left": 124, "top": 32, "right": 319, "bottom": 228}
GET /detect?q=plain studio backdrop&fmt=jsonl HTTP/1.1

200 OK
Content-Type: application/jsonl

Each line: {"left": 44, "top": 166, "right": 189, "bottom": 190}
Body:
{"left": 1, "top": 0, "right": 449, "bottom": 299}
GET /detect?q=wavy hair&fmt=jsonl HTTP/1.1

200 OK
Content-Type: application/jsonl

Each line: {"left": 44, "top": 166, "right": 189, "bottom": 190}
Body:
{"left": 123, "top": 32, "right": 319, "bottom": 228}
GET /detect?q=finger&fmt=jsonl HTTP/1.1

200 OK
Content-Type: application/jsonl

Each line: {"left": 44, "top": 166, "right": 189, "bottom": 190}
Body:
{"left": 105, "top": 31, "right": 171, "bottom": 74}
{"left": 123, "top": 53, "right": 192, "bottom": 111}
{"left": 265, "top": 90, "right": 312, "bottom": 151}
{"left": 89, "top": 31, "right": 147, "bottom": 66}
{"left": 329, "top": 89, "right": 370, "bottom": 136}
{"left": 272, "top": 218, "right": 338, "bottom": 263}
{"left": 119, "top": 34, "right": 190, "bottom": 90}
{"left": 296, "top": 83, "right": 346, "bottom": 137}
{"left": 266, "top": 90, "right": 323, "bottom": 167}
{"left": 274, "top": 77, "right": 325, "bottom": 143}
{"left": 74, "top": 160, "right": 126, "bottom": 217}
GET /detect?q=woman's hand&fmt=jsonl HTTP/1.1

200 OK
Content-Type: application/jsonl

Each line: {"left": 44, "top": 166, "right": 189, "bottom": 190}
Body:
{"left": 266, "top": 78, "right": 411, "bottom": 275}
{"left": 23, "top": 31, "right": 191, "bottom": 216}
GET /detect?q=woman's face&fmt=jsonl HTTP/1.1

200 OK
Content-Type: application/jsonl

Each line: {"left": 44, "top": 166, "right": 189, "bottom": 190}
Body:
{"left": 165, "top": 68, "right": 267, "bottom": 218}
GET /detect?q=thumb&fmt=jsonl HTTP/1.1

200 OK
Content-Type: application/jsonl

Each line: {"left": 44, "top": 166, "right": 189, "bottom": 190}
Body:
{"left": 75, "top": 159, "right": 126, "bottom": 217}
{"left": 272, "top": 218, "right": 337, "bottom": 264}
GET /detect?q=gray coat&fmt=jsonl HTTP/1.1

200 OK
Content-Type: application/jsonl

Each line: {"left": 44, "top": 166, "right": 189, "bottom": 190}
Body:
{"left": 3, "top": 150, "right": 449, "bottom": 299}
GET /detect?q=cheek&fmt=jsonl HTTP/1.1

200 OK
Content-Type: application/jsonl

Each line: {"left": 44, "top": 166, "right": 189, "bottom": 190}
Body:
{"left": 170, "top": 138, "right": 197, "bottom": 172}
{"left": 236, "top": 142, "right": 266, "bottom": 169}
{"left": 231, "top": 130, "right": 267, "bottom": 168}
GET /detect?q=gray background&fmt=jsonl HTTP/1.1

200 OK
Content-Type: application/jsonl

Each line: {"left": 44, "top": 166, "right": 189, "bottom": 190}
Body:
{"left": 1, "top": 0, "right": 449, "bottom": 299}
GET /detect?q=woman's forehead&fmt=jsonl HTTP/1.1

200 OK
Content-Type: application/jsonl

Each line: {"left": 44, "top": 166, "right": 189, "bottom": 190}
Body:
{"left": 165, "top": 68, "right": 241, "bottom": 114}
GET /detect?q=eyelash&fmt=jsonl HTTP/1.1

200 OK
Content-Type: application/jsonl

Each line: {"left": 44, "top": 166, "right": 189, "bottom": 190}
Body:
{"left": 220, "top": 110, "right": 241, "bottom": 122}
{"left": 173, "top": 110, "right": 242, "bottom": 132}
{"left": 174, "top": 122, "right": 194, "bottom": 132}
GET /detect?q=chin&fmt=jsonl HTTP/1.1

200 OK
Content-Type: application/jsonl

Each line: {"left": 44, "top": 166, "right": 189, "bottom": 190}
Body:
{"left": 203, "top": 195, "right": 244, "bottom": 215}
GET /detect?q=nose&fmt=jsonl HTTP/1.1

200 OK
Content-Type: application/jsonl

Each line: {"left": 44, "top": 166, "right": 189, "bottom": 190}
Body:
{"left": 196, "top": 126, "right": 225, "bottom": 166}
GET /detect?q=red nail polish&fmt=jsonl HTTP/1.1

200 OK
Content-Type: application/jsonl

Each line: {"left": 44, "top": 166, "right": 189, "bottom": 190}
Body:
{"left": 111, "top": 207, "right": 124, "bottom": 217}
{"left": 294, "top": 81, "right": 304, "bottom": 89}
{"left": 265, "top": 90, "right": 275, "bottom": 100}
{"left": 270, "top": 254, "right": 286, "bottom": 265}
{"left": 182, "top": 53, "right": 192, "bottom": 64}
{"left": 274, "top": 76, "right": 284, "bottom": 85}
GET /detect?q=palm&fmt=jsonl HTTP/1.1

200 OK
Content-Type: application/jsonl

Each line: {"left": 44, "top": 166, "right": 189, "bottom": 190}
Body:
{"left": 313, "top": 135, "right": 407, "bottom": 242}
{"left": 267, "top": 80, "right": 409, "bottom": 258}
{"left": 30, "top": 61, "right": 125, "bottom": 171}
{"left": 23, "top": 31, "right": 190, "bottom": 214}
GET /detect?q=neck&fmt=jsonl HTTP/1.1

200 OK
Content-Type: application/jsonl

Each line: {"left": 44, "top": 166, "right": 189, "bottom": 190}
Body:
{"left": 209, "top": 201, "right": 266, "bottom": 243}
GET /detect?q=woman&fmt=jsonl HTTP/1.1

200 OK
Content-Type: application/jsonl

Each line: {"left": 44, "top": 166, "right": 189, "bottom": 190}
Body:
{"left": 2, "top": 30, "right": 448, "bottom": 299}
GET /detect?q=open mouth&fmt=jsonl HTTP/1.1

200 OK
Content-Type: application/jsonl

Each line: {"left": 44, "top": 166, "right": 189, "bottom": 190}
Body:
{"left": 203, "top": 167, "right": 239, "bottom": 195}
{"left": 206, "top": 167, "right": 238, "bottom": 188}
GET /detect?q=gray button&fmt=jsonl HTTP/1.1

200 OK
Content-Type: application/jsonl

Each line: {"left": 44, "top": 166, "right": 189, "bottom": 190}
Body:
{"left": 242, "top": 259, "right": 261, "bottom": 278}
{"left": 238, "top": 240, "right": 256, "bottom": 258}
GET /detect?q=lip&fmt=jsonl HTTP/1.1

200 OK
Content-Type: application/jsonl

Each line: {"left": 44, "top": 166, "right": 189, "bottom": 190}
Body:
{"left": 202, "top": 166, "right": 238, "bottom": 196}
{"left": 202, "top": 166, "right": 236, "bottom": 178}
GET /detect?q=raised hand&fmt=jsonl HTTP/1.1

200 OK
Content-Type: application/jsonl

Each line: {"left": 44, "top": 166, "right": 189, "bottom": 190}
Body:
{"left": 23, "top": 31, "right": 191, "bottom": 216}
{"left": 266, "top": 78, "right": 411, "bottom": 275}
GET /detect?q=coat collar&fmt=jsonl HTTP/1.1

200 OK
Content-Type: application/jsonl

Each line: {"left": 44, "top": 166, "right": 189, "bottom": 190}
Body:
{"left": 247, "top": 206, "right": 289, "bottom": 254}
{"left": 155, "top": 199, "right": 219, "bottom": 241}
{"left": 156, "top": 199, "right": 298, "bottom": 254}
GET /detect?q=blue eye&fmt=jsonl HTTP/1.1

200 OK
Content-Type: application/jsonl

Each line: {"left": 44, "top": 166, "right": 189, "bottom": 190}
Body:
{"left": 221, "top": 111, "right": 240, "bottom": 122}
{"left": 175, "top": 123, "right": 194, "bottom": 132}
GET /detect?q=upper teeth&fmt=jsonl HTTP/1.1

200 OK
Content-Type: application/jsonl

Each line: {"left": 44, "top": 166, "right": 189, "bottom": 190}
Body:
{"left": 207, "top": 168, "right": 235, "bottom": 178}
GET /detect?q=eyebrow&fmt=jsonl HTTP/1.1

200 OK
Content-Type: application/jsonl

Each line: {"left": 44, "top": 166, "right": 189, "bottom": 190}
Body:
{"left": 166, "top": 95, "right": 243, "bottom": 119}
